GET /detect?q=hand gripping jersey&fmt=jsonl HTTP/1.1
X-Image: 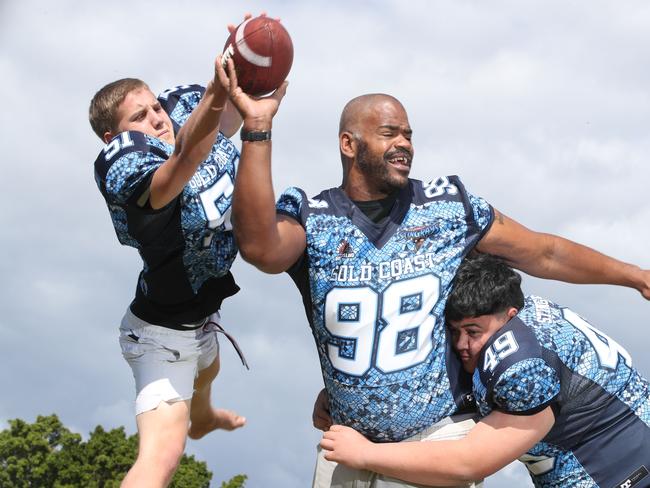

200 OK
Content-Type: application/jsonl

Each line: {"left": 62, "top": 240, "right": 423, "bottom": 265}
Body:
{"left": 277, "top": 176, "right": 493, "bottom": 441}
{"left": 474, "top": 296, "right": 650, "bottom": 488}
{"left": 94, "top": 85, "right": 240, "bottom": 327}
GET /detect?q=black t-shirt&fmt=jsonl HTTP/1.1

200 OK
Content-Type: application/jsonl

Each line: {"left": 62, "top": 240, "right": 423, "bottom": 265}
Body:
{"left": 352, "top": 191, "right": 399, "bottom": 223}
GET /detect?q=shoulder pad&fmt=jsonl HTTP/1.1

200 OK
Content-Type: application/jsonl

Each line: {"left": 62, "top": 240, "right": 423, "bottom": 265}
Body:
{"left": 158, "top": 84, "right": 205, "bottom": 131}
{"left": 479, "top": 318, "right": 560, "bottom": 413}
{"left": 276, "top": 187, "right": 308, "bottom": 221}
{"left": 478, "top": 317, "right": 543, "bottom": 386}
{"left": 410, "top": 176, "right": 465, "bottom": 203}
{"left": 94, "top": 131, "right": 168, "bottom": 180}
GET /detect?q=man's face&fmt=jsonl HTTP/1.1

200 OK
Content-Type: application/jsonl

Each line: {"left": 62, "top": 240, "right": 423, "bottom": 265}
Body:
{"left": 109, "top": 87, "right": 175, "bottom": 145}
{"left": 448, "top": 309, "right": 515, "bottom": 373}
{"left": 354, "top": 100, "right": 413, "bottom": 194}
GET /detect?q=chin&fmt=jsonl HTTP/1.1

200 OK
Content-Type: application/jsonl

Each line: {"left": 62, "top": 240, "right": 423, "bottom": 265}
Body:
{"left": 461, "top": 360, "right": 476, "bottom": 374}
{"left": 384, "top": 175, "right": 409, "bottom": 192}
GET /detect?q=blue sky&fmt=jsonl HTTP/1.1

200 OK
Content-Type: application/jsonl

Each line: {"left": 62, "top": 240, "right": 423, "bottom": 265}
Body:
{"left": 1, "top": 1, "right": 649, "bottom": 486}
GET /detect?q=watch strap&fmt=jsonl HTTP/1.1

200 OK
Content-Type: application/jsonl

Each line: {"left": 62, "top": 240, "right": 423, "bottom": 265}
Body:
{"left": 240, "top": 128, "right": 272, "bottom": 142}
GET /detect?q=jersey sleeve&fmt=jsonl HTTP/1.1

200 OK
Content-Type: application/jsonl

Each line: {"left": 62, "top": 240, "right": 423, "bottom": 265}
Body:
{"left": 468, "top": 193, "right": 493, "bottom": 234}
{"left": 275, "top": 186, "right": 312, "bottom": 278}
{"left": 157, "top": 84, "right": 206, "bottom": 131}
{"left": 450, "top": 176, "right": 494, "bottom": 238}
{"left": 95, "top": 131, "right": 168, "bottom": 206}
{"left": 478, "top": 318, "right": 561, "bottom": 415}
{"left": 94, "top": 132, "right": 178, "bottom": 246}
{"left": 276, "top": 186, "right": 306, "bottom": 223}
{"left": 491, "top": 359, "right": 560, "bottom": 415}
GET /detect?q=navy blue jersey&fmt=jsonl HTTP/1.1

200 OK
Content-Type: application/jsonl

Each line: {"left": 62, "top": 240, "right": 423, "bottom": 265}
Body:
{"left": 474, "top": 296, "right": 650, "bottom": 488}
{"left": 277, "top": 176, "right": 493, "bottom": 441}
{"left": 94, "top": 85, "right": 240, "bottom": 327}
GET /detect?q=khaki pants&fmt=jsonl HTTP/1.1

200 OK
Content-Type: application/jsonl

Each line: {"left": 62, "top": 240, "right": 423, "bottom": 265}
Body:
{"left": 312, "top": 413, "right": 483, "bottom": 488}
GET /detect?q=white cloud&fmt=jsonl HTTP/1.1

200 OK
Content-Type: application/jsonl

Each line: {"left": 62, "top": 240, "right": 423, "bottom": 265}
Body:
{"left": 1, "top": 1, "right": 649, "bottom": 487}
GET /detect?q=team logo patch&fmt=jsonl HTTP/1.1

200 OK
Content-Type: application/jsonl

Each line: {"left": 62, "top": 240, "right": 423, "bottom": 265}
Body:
{"left": 400, "top": 225, "right": 436, "bottom": 240}
{"left": 337, "top": 240, "right": 355, "bottom": 258}
{"left": 617, "top": 465, "right": 648, "bottom": 488}
{"left": 400, "top": 225, "right": 436, "bottom": 251}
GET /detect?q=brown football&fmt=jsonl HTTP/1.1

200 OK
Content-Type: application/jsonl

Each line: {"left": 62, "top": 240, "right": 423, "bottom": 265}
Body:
{"left": 222, "top": 16, "right": 293, "bottom": 96}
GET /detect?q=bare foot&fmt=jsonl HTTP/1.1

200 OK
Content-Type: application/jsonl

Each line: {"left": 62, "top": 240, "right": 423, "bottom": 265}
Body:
{"left": 188, "top": 408, "right": 246, "bottom": 440}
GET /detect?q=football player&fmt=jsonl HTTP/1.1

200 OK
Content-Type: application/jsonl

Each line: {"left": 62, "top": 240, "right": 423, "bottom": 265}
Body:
{"left": 217, "top": 57, "right": 650, "bottom": 488}
{"left": 320, "top": 253, "right": 650, "bottom": 488}
{"left": 89, "top": 53, "right": 246, "bottom": 487}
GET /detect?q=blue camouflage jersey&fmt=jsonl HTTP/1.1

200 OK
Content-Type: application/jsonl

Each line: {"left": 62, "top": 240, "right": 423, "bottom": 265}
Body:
{"left": 94, "top": 85, "right": 240, "bottom": 327}
{"left": 474, "top": 295, "right": 650, "bottom": 488}
{"left": 277, "top": 176, "right": 493, "bottom": 441}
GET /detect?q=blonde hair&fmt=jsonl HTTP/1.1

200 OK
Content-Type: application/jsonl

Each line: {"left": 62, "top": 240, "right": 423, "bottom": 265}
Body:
{"left": 89, "top": 78, "right": 149, "bottom": 139}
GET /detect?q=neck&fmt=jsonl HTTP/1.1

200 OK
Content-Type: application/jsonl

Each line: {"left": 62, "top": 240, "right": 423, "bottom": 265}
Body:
{"left": 342, "top": 171, "right": 403, "bottom": 201}
{"left": 343, "top": 182, "right": 394, "bottom": 201}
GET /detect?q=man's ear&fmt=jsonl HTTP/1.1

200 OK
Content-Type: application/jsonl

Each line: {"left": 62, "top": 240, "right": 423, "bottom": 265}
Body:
{"left": 102, "top": 131, "right": 115, "bottom": 144}
{"left": 507, "top": 307, "right": 518, "bottom": 319}
{"left": 339, "top": 132, "right": 356, "bottom": 159}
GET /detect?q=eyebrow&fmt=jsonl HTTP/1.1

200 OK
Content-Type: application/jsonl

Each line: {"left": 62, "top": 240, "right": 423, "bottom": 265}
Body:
{"left": 378, "top": 124, "right": 413, "bottom": 134}
{"left": 128, "top": 107, "right": 147, "bottom": 122}
{"left": 449, "top": 322, "right": 480, "bottom": 331}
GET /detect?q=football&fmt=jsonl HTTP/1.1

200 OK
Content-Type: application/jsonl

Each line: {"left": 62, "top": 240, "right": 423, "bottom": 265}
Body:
{"left": 222, "top": 16, "right": 293, "bottom": 96}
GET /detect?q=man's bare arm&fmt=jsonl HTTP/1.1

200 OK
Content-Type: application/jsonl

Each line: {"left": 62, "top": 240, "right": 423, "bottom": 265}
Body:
{"left": 477, "top": 209, "right": 650, "bottom": 300}
{"left": 215, "top": 57, "right": 306, "bottom": 273}
{"left": 321, "top": 408, "right": 555, "bottom": 485}
{"left": 148, "top": 62, "right": 229, "bottom": 210}
{"left": 219, "top": 101, "right": 244, "bottom": 138}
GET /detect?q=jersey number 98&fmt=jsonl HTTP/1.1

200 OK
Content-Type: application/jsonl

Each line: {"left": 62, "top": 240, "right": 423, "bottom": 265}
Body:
{"left": 324, "top": 274, "right": 439, "bottom": 376}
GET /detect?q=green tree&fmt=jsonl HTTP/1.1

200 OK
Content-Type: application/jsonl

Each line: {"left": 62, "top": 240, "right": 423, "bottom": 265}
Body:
{"left": 220, "top": 475, "right": 247, "bottom": 488}
{"left": 0, "top": 414, "right": 245, "bottom": 487}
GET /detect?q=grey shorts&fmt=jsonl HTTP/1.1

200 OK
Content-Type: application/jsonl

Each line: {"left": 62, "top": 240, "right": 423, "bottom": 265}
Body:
{"left": 119, "top": 308, "right": 221, "bottom": 415}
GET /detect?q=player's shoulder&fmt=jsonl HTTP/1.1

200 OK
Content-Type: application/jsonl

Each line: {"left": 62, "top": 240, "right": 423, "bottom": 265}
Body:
{"left": 157, "top": 84, "right": 205, "bottom": 130}
{"left": 94, "top": 131, "right": 169, "bottom": 182}
{"left": 276, "top": 186, "right": 350, "bottom": 228}
{"left": 477, "top": 313, "right": 562, "bottom": 413}
{"left": 477, "top": 313, "right": 546, "bottom": 385}
{"left": 409, "top": 175, "right": 474, "bottom": 204}
{"left": 278, "top": 186, "right": 337, "bottom": 210}
{"left": 517, "top": 296, "right": 588, "bottom": 355}
{"left": 157, "top": 84, "right": 205, "bottom": 110}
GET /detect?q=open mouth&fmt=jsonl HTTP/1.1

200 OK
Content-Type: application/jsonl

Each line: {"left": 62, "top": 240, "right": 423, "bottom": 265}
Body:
{"left": 387, "top": 154, "right": 411, "bottom": 170}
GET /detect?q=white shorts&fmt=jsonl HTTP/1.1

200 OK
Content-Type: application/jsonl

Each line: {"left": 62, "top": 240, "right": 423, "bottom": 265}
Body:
{"left": 119, "top": 308, "right": 221, "bottom": 415}
{"left": 313, "top": 413, "right": 483, "bottom": 488}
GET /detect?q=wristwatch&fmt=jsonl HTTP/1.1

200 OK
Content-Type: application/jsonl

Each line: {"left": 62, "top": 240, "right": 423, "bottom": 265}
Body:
{"left": 240, "top": 128, "right": 272, "bottom": 142}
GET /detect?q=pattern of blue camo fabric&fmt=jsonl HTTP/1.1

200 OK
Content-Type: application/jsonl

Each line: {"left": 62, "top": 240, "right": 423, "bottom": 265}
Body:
{"left": 474, "top": 295, "right": 650, "bottom": 488}
{"left": 276, "top": 176, "right": 493, "bottom": 441}
{"left": 94, "top": 85, "right": 240, "bottom": 327}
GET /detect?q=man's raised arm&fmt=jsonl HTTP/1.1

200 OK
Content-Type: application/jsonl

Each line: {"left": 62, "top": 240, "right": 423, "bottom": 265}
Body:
{"left": 477, "top": 209, "right": 650, "bottom": 300}
{"left": 217, "top": 58, "right": 306, "bottom": 274}
{"left": 147, "top": 61, "right": 231, "bottom": 209}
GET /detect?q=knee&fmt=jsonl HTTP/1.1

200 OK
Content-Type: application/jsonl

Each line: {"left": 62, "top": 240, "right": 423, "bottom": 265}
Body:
{"left": 136, "top": 441, "right": 186, "bottom": 481}
{"left": 158, "top": 442, "right": 186, "bottom": 474}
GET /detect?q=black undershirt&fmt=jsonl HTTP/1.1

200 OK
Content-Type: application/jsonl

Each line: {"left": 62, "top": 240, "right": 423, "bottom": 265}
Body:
{"left": 353, "top": 191, "right": 399, "bottom": 224}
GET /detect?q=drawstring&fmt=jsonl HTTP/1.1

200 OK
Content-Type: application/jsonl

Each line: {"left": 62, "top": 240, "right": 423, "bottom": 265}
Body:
{"left": 206, "top": 321, "right": 250, "bottom": 370}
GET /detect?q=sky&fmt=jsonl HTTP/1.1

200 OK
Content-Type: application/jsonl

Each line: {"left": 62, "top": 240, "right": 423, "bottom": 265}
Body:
{"left": 1, "top": 0, "right": 649, "bottom": 486}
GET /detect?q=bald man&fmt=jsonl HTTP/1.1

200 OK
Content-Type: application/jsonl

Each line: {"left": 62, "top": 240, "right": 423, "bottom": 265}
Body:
{"left": 215, "top": 56, "right": 650, "bottom": 488}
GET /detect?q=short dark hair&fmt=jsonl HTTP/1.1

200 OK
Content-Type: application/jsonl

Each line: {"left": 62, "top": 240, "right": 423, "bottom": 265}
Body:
{"left": 445, "top": 253, "right": 524, "bottom": 322}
